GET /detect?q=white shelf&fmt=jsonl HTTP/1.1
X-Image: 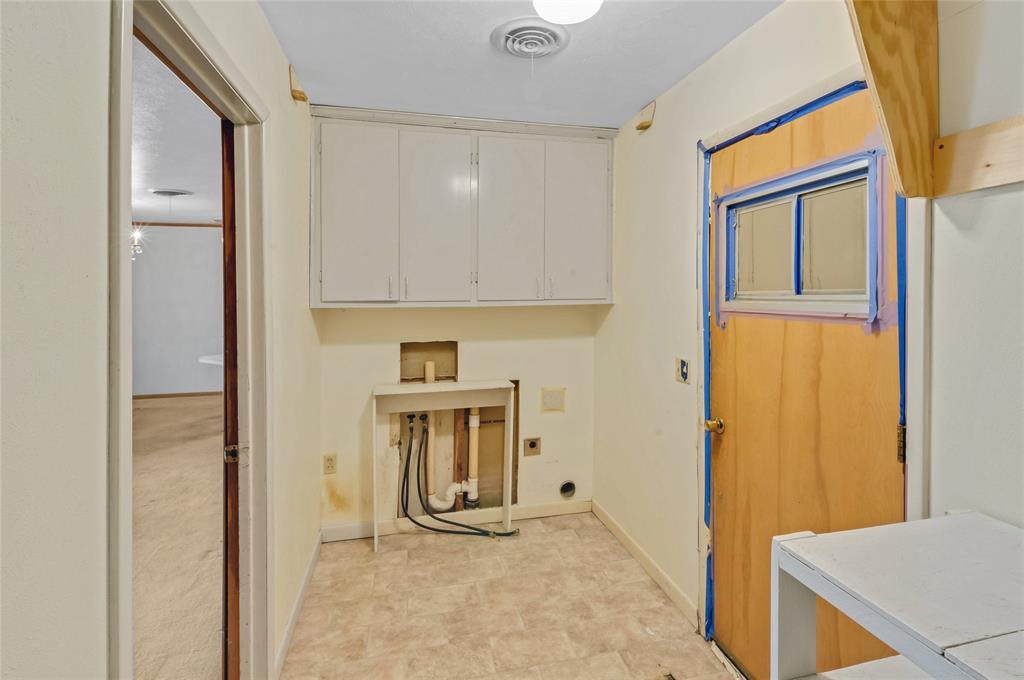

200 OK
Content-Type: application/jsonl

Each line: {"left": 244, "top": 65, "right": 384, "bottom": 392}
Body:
{"left": 772, "top": 513, "right": 1024, "bottom": 680}
{"left": 373, "top": 379, "right": 513, "bottom": 397}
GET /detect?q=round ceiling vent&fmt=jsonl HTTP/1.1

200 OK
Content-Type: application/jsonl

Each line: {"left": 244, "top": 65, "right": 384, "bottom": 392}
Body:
{"left": 491, "top": 17, "right": 569, "bottom": 59}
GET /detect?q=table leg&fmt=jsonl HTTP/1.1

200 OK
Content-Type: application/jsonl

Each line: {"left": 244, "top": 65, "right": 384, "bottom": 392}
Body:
{"left": 772, "top": 532, "right": 817, "bottom": 680}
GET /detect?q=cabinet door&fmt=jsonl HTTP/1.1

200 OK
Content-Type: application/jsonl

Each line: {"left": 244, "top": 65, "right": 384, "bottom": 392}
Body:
{"left": 319, "top": 122, "right": 399, "bottom": 302}
{"left": 545, "top": 139, "right": 611, "bottom": 300}
{"left": 399, "top": 129, "right": 473, "bottom": 302}
{"left": 477, "top": 136, "right": 546, "bottom": 301}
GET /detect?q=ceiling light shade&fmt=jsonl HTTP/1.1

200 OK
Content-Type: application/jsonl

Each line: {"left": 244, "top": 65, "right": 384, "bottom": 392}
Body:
{"left": 531, "top": 0, "right": 603, "bottom": 25}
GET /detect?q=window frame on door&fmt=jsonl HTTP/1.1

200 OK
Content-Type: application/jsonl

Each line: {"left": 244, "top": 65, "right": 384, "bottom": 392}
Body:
{"left": 716, "top": 150, "right": 883, "bottom": 320}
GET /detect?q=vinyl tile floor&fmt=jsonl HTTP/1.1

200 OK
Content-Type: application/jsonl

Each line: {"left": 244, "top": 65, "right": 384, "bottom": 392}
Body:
{"left": 133, "top": 394, "right": 223, "bottom": 680}
{"left": 281, "top": 513, "right": 731, "bottom": 680}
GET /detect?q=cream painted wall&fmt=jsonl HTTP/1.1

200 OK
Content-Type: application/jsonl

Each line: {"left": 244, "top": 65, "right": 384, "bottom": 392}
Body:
{"left": 929, "top": 0, "right": 1024, "bottom": 526}
{"left": 1, "top": 1, "right": 111, "bottom": 676}
{"left": 593, "top": 0, "right": 863, "bottom": 622}
{"left": 317, "top": 307, "right": 601, "bottom": 530}
{"left": 181, "top": 0, "right": 322, "bottom": 655}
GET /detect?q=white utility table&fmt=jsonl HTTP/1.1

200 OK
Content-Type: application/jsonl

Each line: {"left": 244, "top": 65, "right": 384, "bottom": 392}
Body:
{"left": 371, "top": 379, "right": 515, "bottom": 552}
{"left": 772, "top": 512, "right": 1024, "bottom": 680}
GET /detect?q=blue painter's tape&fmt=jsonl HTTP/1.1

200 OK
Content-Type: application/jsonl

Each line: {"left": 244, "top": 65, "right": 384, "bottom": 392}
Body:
{"left": 866, "top": 158, "right": 880, "bottom": 323}
{"left": 696, "top": 81, "right": 867, "bottom": 643}
{"left": 704, "top": 81, "right": 867, "bottom": 155}
{"left": 896, "top": 195, "right": 907, "bottom": 426}
{"left": 793, "top": 197, "right": 804, "bottom": 295}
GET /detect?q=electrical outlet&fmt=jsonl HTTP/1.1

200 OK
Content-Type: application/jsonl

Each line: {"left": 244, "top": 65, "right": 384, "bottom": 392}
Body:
{"left": 323, "top": 454, "right": 338, "bottom": 475}
{"left": 676, "top": 358, "right": 690, "bottom": 384}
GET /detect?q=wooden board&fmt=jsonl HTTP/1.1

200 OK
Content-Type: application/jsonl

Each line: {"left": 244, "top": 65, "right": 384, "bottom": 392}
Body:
{"left": 845, "top": 0, "right": 938, "bottom": 198}
{"left": 933, "top": 115, "right": 1024, "bottom": 197}
{"left": 709, "top": 91, "right": 904, "bottom": 680}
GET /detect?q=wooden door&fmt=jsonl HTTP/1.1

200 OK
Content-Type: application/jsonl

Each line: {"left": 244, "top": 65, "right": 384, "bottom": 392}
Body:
{"left": 320, "top": 121, "right": 399, "bottom": 302}
{"left": 544, "top": 139, "right": 610, "bottom": 300}
{"left": 399, "top": 128, "right": 473, "bottom": 302}
{"left": 709, "top": 92, "right": 903, "bottom": 680}
{"left": 477, "top": 135, "right": 546, "bottom": 301}
{"left": 220, "top": 119, "right": 240, "bottom": 680}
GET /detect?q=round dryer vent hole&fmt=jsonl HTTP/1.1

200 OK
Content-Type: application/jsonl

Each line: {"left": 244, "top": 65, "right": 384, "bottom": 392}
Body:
{"left": 560, "top": 481, "right": 576, "bottom": 499}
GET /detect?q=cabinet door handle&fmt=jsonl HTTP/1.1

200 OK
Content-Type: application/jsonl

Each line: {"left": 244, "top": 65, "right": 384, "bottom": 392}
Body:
{"left": 548, "top": 275, "right": 554, "bottom": 298}
{"left": 404, "top": 277, "right": 409, "bottom": 300}
{"left": 387, "top": 274, "right": 393, "bottom": 299}
{"left": 536, "top": 277, "right": 541, "bottom": 299}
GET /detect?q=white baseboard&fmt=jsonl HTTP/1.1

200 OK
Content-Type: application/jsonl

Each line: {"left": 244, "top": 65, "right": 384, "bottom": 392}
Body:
{"left": 273, "top": 530, "right": 321, "bottom": 678}
{"left": 321, "top": 499, "right": 593, "bottom": 543}
{"left": 591, "top": 499, "right": 699, "bottom": 628}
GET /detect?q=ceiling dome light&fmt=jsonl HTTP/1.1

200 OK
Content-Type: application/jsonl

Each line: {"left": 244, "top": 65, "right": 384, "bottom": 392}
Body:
{"left": 531, "top": 0, "right": 603, "bottom": 25}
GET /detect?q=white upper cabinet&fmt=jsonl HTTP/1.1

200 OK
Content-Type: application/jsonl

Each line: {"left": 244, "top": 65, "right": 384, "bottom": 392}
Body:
{"left": 399, "top": 129, "right": 474, "bottom": 302}
{"left": 311, "top": 114, "right": 611, "bottom": 307}
{"left": 544, "top": 139, "right": 611, "bottom": 300}
{"left": 477, "top": 135, "right": 546, "bottom": 301}
{"left": 319, "top": 121, "right": 399, "bottom": 302}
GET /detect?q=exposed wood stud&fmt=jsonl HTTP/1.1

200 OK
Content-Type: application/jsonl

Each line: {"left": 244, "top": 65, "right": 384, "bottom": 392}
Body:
{"left": 933, "top": 115, "right": 1024, "bottom": 197}
{"left": 845, "top": 0, "right": 938, "bottom": 198}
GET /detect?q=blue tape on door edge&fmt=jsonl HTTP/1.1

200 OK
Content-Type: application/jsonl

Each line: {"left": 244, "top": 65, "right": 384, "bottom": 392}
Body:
{"left": 896, "top": 195, "right": 907, "bottom": 427}
{"left": 697, "top": 81, "right": 869, "bottom": 642}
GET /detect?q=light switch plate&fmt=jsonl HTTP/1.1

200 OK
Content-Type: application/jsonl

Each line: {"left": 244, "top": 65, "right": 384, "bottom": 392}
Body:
{"left": 676, "top": 358, "right": 690, "bottom": 384}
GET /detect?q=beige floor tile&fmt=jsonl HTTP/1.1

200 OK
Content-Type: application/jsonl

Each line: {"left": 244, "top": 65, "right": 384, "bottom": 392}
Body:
{"left": 408, "top": 582, "right": 480, "bottom": 616}
{"left": 619, "top": 639, "right": 725, "bottom": 680}
{"left": 329, "top": 655, "right": 408, "bottom": 680}
{"left": 405, "top": 636, "right": 497, "bottom": 680}
{"left": 532, "top": 651, "right": 632, "bottom": 680}
{"left": 283, "top": 512, "right": 726, "bottom": 680}
{"left": 602, "top": 558, "right": 651, "bottom": 585}
{"left": 564, "top": 614, "right": 652, "bottom": 657}
{"left": 488, "top": 629, "right": 577, "bottom": 672}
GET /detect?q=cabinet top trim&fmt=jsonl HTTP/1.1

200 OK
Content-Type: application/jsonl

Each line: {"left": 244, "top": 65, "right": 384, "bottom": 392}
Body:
{"left": 311, "top": 104, "right": 617, "bottom": 140}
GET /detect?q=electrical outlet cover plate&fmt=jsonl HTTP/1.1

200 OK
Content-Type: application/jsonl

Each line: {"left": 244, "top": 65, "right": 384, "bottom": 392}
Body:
{"left": 676, "top": 358, "right": 690, "bottom": 384}
{"left": 323, "top": 454, "right": 338, "bottom": 475}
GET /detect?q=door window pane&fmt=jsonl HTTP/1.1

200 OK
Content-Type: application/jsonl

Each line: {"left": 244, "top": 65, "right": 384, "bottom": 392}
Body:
{"left": 801, "top": 180, "right": 867, "bottom": 294}
{"left": 735, "top": 200, "right": 792, "bottom": 294}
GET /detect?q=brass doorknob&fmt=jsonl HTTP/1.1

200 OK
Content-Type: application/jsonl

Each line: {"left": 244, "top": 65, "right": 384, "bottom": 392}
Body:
{"left": 704, "top": 418, "right": 725, "bottom": 434}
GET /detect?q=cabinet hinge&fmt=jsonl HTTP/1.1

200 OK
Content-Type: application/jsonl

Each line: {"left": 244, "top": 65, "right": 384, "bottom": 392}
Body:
{"left": 224, "top": 444, "right": 240, "bottom": 463}
{"left": 896, "top": 424, "right": 907, "bottom": 464}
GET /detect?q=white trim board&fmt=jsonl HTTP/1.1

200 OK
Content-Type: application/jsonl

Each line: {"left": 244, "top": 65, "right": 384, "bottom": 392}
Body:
{"left": 311, "top": 104, "right": 616, "bottom": 140}
{"left": 322, "top": 499, "right": 592, "bottom": 543}
{"left": 273, "top": 531, "right": 321, "bottom": 679}
{"left": 592, "top": 500, "right": 700, "bottom": 629}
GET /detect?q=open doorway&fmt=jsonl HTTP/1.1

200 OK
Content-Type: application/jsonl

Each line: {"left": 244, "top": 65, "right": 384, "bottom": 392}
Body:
{"left": 131, "top": 32, "right": 238, "bottom": 679}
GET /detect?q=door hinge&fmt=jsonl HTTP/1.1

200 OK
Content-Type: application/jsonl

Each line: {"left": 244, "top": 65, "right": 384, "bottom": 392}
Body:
{"left": 224, "top": 444, "right": 240, "bottom": 463}
{"left": 896, "top": 424, "right": 906, "bottom": 464}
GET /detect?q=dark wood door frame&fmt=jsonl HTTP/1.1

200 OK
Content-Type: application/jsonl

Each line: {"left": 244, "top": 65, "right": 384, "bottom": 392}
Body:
{"left": 221, "top": 118, "right": 241, "bottom": 680}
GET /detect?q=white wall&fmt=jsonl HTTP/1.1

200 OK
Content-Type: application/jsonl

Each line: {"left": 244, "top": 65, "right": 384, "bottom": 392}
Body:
{"left": 929, "top": 0, "right": 1024, "bottom": 527}
{"left": 317, "top": 306, "right": 601, "bottom": 530}
{"left": 593, "top": 0, "right": 863, "bottom": 622}
{"left": 180, "top": 0, "right": 323, "bottom": 656}
{"left": 133, "top": 227, "right": 224, "bottom": 395}
{"left": 1, "top": 1, "right": 111, "bottom": 676}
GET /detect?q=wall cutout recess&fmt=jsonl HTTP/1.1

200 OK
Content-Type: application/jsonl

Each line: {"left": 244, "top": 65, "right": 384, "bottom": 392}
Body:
{"left": 541, "top": 387, "right": 566, "bottom": 412}
{"left": 524, "top": 437, "right": 541, "bottom": 457}
{"left": 560, "top": 481, "right": 576, "bottom": 499}
{"left": 400, "top": 341, "right": 457, "bottom": 382}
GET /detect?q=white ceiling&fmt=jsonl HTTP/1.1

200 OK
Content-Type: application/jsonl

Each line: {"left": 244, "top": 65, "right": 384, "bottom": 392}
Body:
{"left": 132, "top": 38, "right": 221, "bottom": 224}
{"left": 261, "top": 0, "right": 780, "bottom": 128}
